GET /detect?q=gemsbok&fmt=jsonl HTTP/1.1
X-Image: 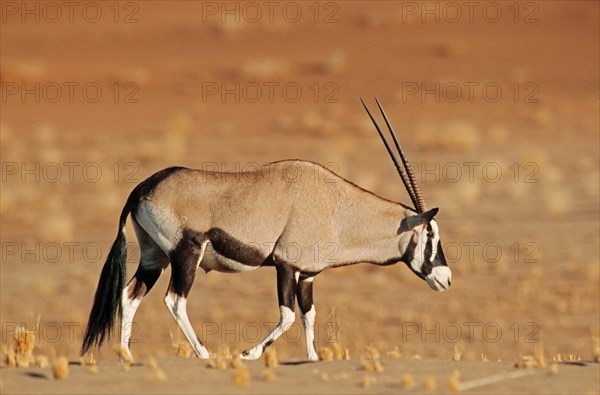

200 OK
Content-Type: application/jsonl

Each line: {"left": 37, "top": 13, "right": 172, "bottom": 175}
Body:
{"left": 81, "top": 98, "right": 451, "bottom": 362}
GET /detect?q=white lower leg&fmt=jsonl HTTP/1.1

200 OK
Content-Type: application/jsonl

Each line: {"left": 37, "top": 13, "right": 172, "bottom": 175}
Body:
{"left": 241, "top": 306, "right": 295, "bottom": 360}
{"left": 120, "top": 287, "right": 142, "bottom": 360}
{"left": 164, "top": 291, "right": 210, "bottom": 359}
{"left": 301, "top": 305, "right": 318, "bottom": 361}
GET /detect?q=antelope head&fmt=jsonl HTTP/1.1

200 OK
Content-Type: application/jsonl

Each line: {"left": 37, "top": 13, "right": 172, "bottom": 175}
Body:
{"left": 361, "top": 98, "right": 452, "bottom": 292}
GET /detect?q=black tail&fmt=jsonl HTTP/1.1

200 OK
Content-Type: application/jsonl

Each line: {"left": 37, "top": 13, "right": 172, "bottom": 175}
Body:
{"left": 81, "top": 202, "right": 132, "bottom": 355}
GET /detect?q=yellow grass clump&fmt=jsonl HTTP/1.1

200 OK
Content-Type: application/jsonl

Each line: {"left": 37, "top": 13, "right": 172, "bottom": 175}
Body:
{"left": 147, "top": 357, "right": 167, "bottom": 382}
{"left": 36, "top": 355, "right": 49, "bottom": 368}
{"left": 83, "top": 352, "right": 96, "bottom": 366}
{"left": 318, "top": 347, "right": 334, "bottom": 361}
{"left": 52, "top": 356, "right": 69, "bottom": 380}
{"left": 386, "top": 347, "right": 402, "bottom": 359}
{"left": 452, "top": 346, "right": 462, "bottom": 361}
{"left": 364, "top": 345, "right": 380, "bottom": 360}
{"left": 533, "top": 345, "right": 547, "bottom": 367}
{"left": 232, "top": 367, "right": 251, "bottom": 389}
{"left": 423, "top": 375, "right": 438, "bottom": 392}
{"left": 13, "top": 325, "right": 36, "bottom": 368}
{"left": 332, "top": 342, "right": 350, "bottom": 360}
{"left": 230, "top": 354, "right": 245, "bottom": 369}
{"left": 401, "top": 373, "right": 415, "bottom": 390}
{"left": 448, "top": 369, "right": 461, "bottom": 393}
{"left": 361, "top": 373, "right": 376, "bottom": 389}
{"left": 264, "top": 347, "right": 278, "bottom": 368}
{"left": 170, "top": 330, "right": 193, "bottom": 358}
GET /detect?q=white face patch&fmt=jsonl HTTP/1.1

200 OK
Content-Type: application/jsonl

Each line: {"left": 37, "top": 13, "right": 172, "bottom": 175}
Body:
{"left": 430, "top": 219, "right": 439, "bottom": 262}
{"left": 409, "top": 219, "right": 440, "bottom": 274}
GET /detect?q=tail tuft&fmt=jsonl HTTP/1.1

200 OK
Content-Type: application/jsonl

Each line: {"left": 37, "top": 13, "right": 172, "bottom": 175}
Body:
{"left": 81, "top": 227, "right": 127, "bottom": 355}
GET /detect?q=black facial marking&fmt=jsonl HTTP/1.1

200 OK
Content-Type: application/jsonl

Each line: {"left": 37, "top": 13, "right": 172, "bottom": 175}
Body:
{"left": 432, "top": 240, "right": 448, "bottom": 268}
{"left": 207, "top": 228, "right": 266, "bottom": 266}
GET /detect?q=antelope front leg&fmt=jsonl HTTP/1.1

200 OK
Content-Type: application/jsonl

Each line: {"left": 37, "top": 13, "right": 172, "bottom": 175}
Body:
{"left": 241, "top": 264, "right": 297, "bottom": 360}
{"left": 297, "top": 274, "right": 319, "bottom": 361}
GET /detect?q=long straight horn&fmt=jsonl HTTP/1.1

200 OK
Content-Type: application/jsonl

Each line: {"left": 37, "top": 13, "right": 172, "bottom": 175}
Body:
{"left": 360, "top": 98, "right": 420, "bottom": 212}
{"left": 374, "top": 98, "right": 428, "bottom": 212}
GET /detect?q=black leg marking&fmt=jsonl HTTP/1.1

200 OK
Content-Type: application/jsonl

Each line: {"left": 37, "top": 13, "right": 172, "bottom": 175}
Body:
{"left": 169, "top": 229, "right": 207, "bottom": 297}
{"left": 276, "top": 263, "right": 297, "bottom": 311}
{"left": 297, "top": 275, "right": 314, "bottom": 315}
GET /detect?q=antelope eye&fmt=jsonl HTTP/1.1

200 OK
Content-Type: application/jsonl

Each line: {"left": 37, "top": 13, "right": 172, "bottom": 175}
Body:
{"left": 427, "top": 232, "right": 434, "bottom": 238}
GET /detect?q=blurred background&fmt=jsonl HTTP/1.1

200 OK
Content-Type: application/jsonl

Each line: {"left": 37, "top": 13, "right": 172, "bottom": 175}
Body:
{"left": 1, "top": 1, "right": 598, "bottom": 365}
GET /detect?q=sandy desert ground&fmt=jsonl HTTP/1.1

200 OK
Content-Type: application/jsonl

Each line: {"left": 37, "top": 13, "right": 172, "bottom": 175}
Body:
{"left": 1, "top": 1, "right": 599, "bottom": 394}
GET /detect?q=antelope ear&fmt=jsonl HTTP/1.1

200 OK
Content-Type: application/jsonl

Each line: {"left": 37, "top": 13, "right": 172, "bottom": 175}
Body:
{"left": 398, "top": 208, "right": 439, "bottom": 233}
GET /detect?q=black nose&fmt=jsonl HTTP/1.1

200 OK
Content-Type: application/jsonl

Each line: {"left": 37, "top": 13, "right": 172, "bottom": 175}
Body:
{"left": 448, "top": 279, "right": 452, "bottom": 286}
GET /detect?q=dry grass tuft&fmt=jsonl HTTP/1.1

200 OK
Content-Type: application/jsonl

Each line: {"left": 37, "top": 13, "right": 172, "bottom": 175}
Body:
{"left": 146, "top": 357, "right": 167, "bottom": 381}
{"left": 230, "top": 354, "right": 245, "bottom": 369}
{"left": 13, "top": 325, "right": 36, "bottom": 368}
{"left": 264, "top": 347, "right": 278, "bottom": 368}
{"left": 448, "top": 369, "right": 461, "bottom": 393}
{"left": 359, "top": 359, "right": 374, "bottom": 372}
{"left": 515, "top": 355, "right": 542, "bottom": 369}
{"left": 318, "top": 347, "right": 334, "bottom": 361}
{"left": 401, "top": 373, "right": 415, "bottom": 390}
{"left": 232, "top": 367, "right": 251, "bottom": 389}
{"left": 83, "top": 352, "right": 96, "bottom": 366}
{"left": 386, "top": 347, "right": 402, "bottom": 359}
{"left": 262, "top": 368, "right": 277, "bottom": 382}
{"left": 361, "top": 373, "right": 376, "bottom": 389}
{"left": 35, "top": 355, "right": 49, "bottom": 368}
{"left": 423, "top": 375, "right": 438, "bottom": 392}
{"left": 332, "top": 342, "right": 350, "bottom": 360}
{"left": 452, "top": 346, "right": 462, "bottom": 361}
{"left": 364, "top": 345, "right": 380, "bottom": 360}
{"left": 52, "top": 356, "right": 69, "bottom": 380}
{"left": 170, "top": 331, "right": 193, "bottom": 358}
{"left": 533, "top": 345, "right": 547, "bottom": 367}
{"left": 4, "top": 346, "right": 16, "bottom": 367}
{"left": 147, "top": 356, "right": 158, "bottom": 370}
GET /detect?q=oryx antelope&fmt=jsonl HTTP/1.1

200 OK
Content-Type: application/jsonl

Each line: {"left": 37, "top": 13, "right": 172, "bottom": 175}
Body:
{"left": 81, "top": 98, "right": 451, "bottom": 362}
